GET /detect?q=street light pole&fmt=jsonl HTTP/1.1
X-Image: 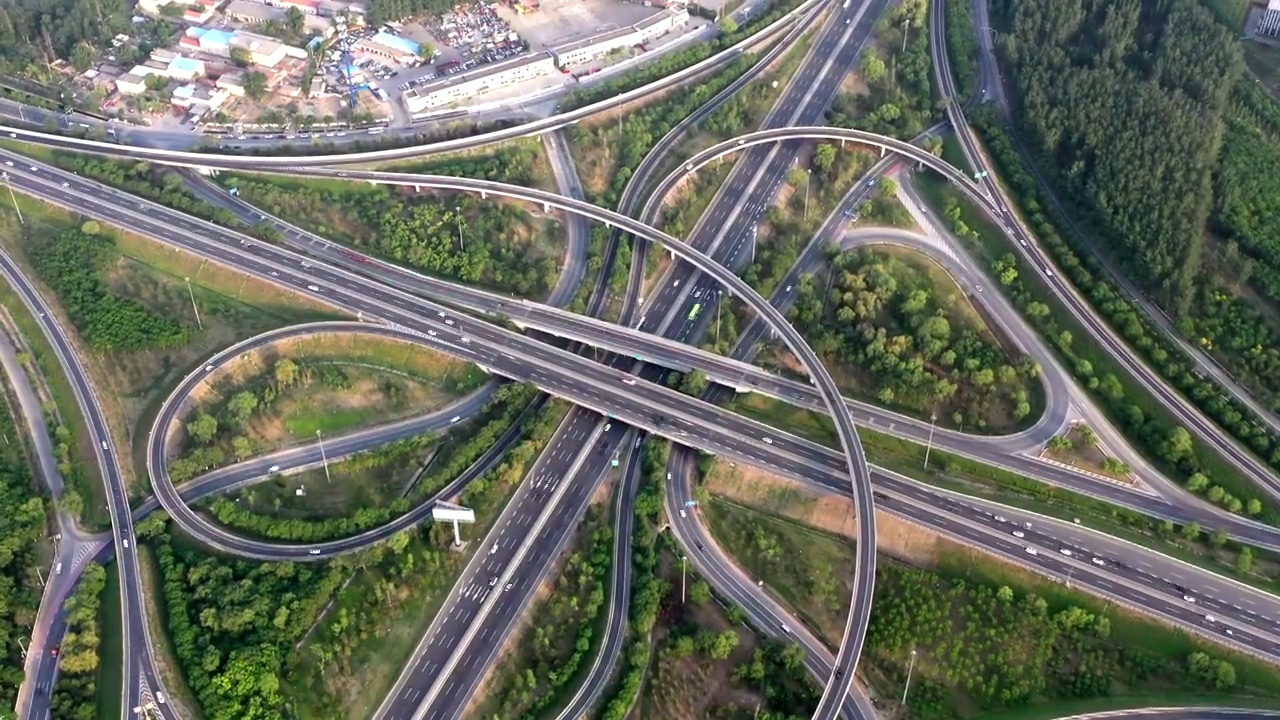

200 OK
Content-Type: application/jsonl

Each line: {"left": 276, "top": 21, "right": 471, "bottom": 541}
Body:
{"left": 803, "top": 169, "right": 811, "bottom": 221}
{"left": 901, "top": 648, "right": 918, "bottom": 705}
{"left": 454, "top": 206, "right": 464, "bottom": 251}
{"left": 184, "top": 277, "right": 203, "bottom": 330}
{"left": 715, "top": 290, "right": 723, "bottom": 347}
{"left": 922, "top": 414, "right": 937, "bottom": 469}
{"left": 316, "top": 429, "right": 331, "bottom": 483}
{"left": 5, "top": 176, "right": 24, "bottom": 225}
{"left": 750, "top": 224, "right": 757, "bottom": 265}
{"left": 681, "top": 556, "right": 687, "bottom": 603}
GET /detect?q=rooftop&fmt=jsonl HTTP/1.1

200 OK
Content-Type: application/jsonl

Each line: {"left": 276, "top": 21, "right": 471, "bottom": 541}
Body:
{"left": 365, "top": 30, "right": 420, "bottom": 56}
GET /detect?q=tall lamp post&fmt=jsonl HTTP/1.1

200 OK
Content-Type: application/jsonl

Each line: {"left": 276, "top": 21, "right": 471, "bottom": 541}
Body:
{"left": 922, "top": 414, "right": 937, "bottom": 469}
{"left": 901, "top": 648, "right": 918, "bottom": 705}
{"left": 316, "top": 429, "right": 332, "bottom": 483}
{"left": 454, "top": 206, "right": 464, "bottom": 251}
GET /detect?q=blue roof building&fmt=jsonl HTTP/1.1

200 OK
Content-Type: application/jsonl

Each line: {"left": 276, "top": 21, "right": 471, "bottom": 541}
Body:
{"left": 366, "top": 30, "right": 420, "bottom": 57}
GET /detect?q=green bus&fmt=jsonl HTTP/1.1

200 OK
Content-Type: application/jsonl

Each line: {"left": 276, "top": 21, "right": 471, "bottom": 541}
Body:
{"left": 688, "top": 303, "right": 703, "bottom": 320}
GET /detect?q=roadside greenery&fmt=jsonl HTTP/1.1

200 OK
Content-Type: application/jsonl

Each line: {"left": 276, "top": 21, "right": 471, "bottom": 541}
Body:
{"left": 0, "top": 397, "right": 45, "bottom": 705}
{"left": 475, "top": 506, "right": 613, "bottom": 719}
{"left": 827, "top": 0, "right": 938, "bottom": 139}
{"left": 961, "top": 110, "right": 1280, "bottom": 523}
{"left": 200, "top": 382, "right": 534, "bottom": 542}
{"left": 941, "top": 0, "right": 978, "bottom": 100}
{"left": 28, "top": 225, "right": 189, "bottom": 351}
{"left": 221, "top": 175, "right": 559, "bottom": 297}
{"left": 594, "top": 437, "right": 668, "bottom": 720}
{"left": 788, "top": 248, "right": 1040, "bottom": 432}
{"left": 47, "top": 563, "right": 107, "bottom": 720}
{"left": 707, "top": 499, "right": 1280, "bottom": 719}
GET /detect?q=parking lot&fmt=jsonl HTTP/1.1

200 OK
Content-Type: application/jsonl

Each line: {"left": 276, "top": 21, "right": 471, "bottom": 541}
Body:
{"left": 502, "top": 0, "right": 662, "bottom": 50}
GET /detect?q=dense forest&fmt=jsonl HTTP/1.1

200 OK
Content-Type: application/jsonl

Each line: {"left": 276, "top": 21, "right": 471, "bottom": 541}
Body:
{"left": 28, "top": 225, "right": 190, "bottom": 351}
{"left": 47, "top": 564, "right": 106, "bottom": 720}
{"left": 0, "top": 0, "right": 133, "bottom": 74}
{"left": 0, "top": 399, "right": 46, "bottom": 707}
{"left": 990, "top": 0, "right": 1239, "bottom": 316}
{"left": 788, "top": 249, "right": 1040, "bottom": 432}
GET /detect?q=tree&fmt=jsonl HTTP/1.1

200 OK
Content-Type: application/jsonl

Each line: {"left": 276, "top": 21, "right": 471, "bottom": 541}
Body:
{"left": 1182, "top": 522, "right": 1201, "bottom": 542}
{"left": 274, "top": 358, "right": 299, "bottom": 388}
{"left": 1247, "top": 498, "right": 1263, "bottom": 516}
{"left": 690, "top": 580, "right": 712, "bottom": 605}
{"left": 285, "top": 6, "right": 305, "bottom": 36}
{"left": 719, "top": 16, "right": 738, "bottom": 34}
{"left": 1210, "top": 528, "right": 1228, "bottom": 548}
{"left": 1237, "top": 546, "right": 1254, "bottom": 573}
{"left": 860, "top": 49, "right": 887, "bottom": 84}
{"left": 1165, "top": 426, "right": 1195, "bottom": 463}
{"left": 996, "top": 585, "right": 1014, "bottom": 603}
{"left": 144, "top": 74, "right": 169, "bottom": 92}
{"left": 187, "top": 413, "right": 218, "bottom": 444}
{"left": 813, "top": 143, "right": 837, "bottom": 175}
{"left": 700, "top": 630, "right": 739, "bottom": 660}
{"left": 226, "top": 390, "right": 259, "bottom": 425}
{"left": 1186, "top": 472, "right": 1211, "bottom": 493}
{"left": 244, "top": 70, "right": 269, "bottom": 100}
{"left": 1047, "top": 435, "right": 1073, "bottom": 453}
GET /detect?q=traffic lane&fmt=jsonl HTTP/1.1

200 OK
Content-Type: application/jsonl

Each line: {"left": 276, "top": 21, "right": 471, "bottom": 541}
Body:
{"left": 907, "top": 487, "right": 1280, "bottom": 631}
{"left": 0, "top": 243, "right": 158, "bottom": 718}
{"left": 381, "top": 413, "right": 613, "bottom": 716}
{"left": 423, "top": 449, "right": 614, "bottom": 720}
{"left": 878, "top": 490, "right": 1280, "bottom": 657}
{"left": 391, "top": 423, "right": 622, "bottom": 718}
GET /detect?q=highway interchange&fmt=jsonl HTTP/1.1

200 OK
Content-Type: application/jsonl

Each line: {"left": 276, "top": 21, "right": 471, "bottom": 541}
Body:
{"left": 5, "top": 0, "right": 1280, "bottom": 718}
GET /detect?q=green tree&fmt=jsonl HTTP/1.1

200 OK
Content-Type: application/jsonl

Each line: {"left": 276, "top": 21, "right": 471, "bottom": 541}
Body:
{"left": 226, "top": 390, "right": 259, "bottom": 425}
{"left": 1237, "top": 546, "right": 1254, "bottom": 573}
{"left": 244, "top": 70, "right": 269, "bottom": 100}
{"left": 187, "top": 413, "right": 218, "bottom": 445}
{"left": 274, "top": 358, "right": 299, "bottom": 388}
{"left": 690, "top": 579, "right": 712, "bottom": 605}
{"left": 285, "top": 6, "right": 305, "bottom": 36}
{"left": 230, "top": 46, "right": 253, "bottom": 67}
{"left": 860, "top": 49, "right": 887, "bottom": 84}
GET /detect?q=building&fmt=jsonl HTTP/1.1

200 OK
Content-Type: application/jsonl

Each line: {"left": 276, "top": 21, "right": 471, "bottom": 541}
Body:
{"left": 309, "top": 76, "right": 327, "bottom": 97}
{"left": 549, "top": 7, "right": 687, "bottom": 68}
{"left": 216, "top": 71, "right": 246, "bottom": 95}
{"left": 356, "top": 30, "right": 421, "bottom": 63}
{"left": 268, "top": 0, "right": 319, "bottom": 13}
{"left": 115, "top": 72, "right": 149, "bottom": 95}
{"left": 1261, "top": 0, "right": 1280, "bottom": 38}
{"left": 168, "top": 56, "right": 207, "bottom": 81}
{"left": 171, "top": 83, "right": 231, "bottom": 111}
{"left": 136, "top": 0, "right": 216, "bottom": 22}
{"left": 403, "top": 52, "right": 555, "bottom": 112}
{"left": 224, "top": 0, "right": 282, "bottom": 24}
{"left": 187, "top": 27, "right": 307, "bottom": 67}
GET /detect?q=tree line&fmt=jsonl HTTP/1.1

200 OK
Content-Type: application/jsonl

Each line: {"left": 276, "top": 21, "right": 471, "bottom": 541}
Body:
{"left": 990, "top": 0, "right": 1239, "bottom": 317}
{"left": 46, "top": 563, "right": 106, "bottom": 720}
{"left": 788, "top": 248, "right": 1040, "bottom": 432}
{"left": 962, "top": 108, "right": 1280, "bottom": 522}
{"left": 28, "top": 225, "right": 189, "bottom": 351}
{"left": 225, "top": 176, "right": 559, "bottom": 298}
{"left": 0, "top": 0, "right": 133, "bottom": 75}
{"left": 0, "top": 402, "right": 46, "bottom": 706}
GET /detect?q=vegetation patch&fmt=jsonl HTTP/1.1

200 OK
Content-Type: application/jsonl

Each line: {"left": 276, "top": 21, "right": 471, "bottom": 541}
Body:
{"left": 0, "top": 389, "right": 47, "bottom": 705}
{"left": 48, "top": 563, "right": 107, "bottom": 720}
{"left": 828, "top": 0, "right": 938, "bottom": 140}
{"left": 707, "top": 499, "right": 1280, "bottom": 719}
{"left": 466, "top": 502, "right": 612, "bottom": 720}
{"left": 784, "top": 246, "right": 1041, "bottom": 432}
{"left": 170, "top": 335, "right": 483, "bottom": 482}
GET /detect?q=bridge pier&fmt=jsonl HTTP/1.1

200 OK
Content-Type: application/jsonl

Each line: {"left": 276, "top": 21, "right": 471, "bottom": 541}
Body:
{"left": 880, "top": 146, "right": 886, "bottom": 158}
{"left": 543, "top": 201, "right": 550, "bottom": 212}
{"left": 481, "top": 190, "right": 487, "bottom": 200}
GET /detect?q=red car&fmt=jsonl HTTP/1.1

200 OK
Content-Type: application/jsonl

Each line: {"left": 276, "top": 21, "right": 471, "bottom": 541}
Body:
{"left": 50, "top": 646, "right": 58, "bottom": 657}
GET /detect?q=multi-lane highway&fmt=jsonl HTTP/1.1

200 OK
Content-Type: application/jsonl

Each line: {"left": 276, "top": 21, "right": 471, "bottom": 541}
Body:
{"left": 9, "top": 0, "right": 1280, "bottom": 715}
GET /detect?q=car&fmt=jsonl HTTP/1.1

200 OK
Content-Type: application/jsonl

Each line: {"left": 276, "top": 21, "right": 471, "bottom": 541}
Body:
{"left": 1012, "top": 530, "right": 1024, "bottom": 538}
{"left": 205, "top": 364, "right": 214, "bottom": 372}
{"left": 100, "top": 441, "right": 108, "bottom": 450}
{"left": 1090, "top": 557, "right": 1105, "bottom": 566}
{"left": 29, "top": 166, "right": 36, "bottom": 171}
{"left": 995, "top": 515, "right": 1007, "bottom": 523}
{"left": 450, "top": 416, "right": 462, "bottom": 423}
{"left": 306, "top": 284, "right": 320, "bottom": 291}
{"left": 308, "top": 549, "right": 320, "bottom": 555}
{"left": 489, "top": 576, "right": 498, "bottom": 586}
{"left": 50, "top": 646, "right": 58, "bottom": 657}
{"left": 505, "top": 583, "right": 513, "bottom": 592}
{"left": 622, "top": 378, "right": 636, "bottom": 386}
{"left": 976, "top": 285, "right": 984, "bottom": 293}
{"left": 61, "top": 181, "right": 69, "bottom": 187}
{"left": 54, "top": 562, "right": 63, "bottom": 574}
{"left": 1225, "top": 628, "right": 1234, "bottom": 636}
{"left": 1024, "top": 547, "right": 1037, "bottom": 556}
{"left": 679, "top": 509, "right": 686, "bottom": 518}
{"left": 603, "top": 423, "right": 611, "bottom": 431}
{"left": 1183, "top": 595, "right": 1196, "bottom": 603}
{"left": 3, "top": 161, "right": 11, "bottom": 166}
{"left": 122, "top": 539, "right": 128, "bottom": 548}
{"left": 444, "top": 319, "right": 455, "bottom": 325}
{"left": 427, "top": 330, "right": 437, "bottom": 337}
{"left": 268, "top": 465, "right": 280, "bottom": 473}
{"left": 762, "top": 437, "right": 773, "bottom": 444}
{"left": 1205, "top": 615, "right": 1216, "bottom": 623}
{"left": 784, "top": 285, "right": 792, "bottom": 292}
{"left": 1058, "top": 548, "right": 1072, "bottom": 557}
{"left": 461, "top": 337, "right": 471, "bottom": 344}
{"left": 156, "top": 693, "right": 166, "bottom": 704}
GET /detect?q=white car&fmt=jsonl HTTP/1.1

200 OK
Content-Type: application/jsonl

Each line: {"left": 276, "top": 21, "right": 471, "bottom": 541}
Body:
{"left": 306, "top": 284, "right": 320, "bottom": 292}
{"left": 309, "top": 549, "right": 321, "bottom": 555}
{"left": 156, "top": 693, "right": 166, "bottom": 704}
{"left": 489, "top": 576, "right": 498, "bottom": 586}
{"left": 1183, "top": 595, "right": 1196, "bottom": 603}
{"left": 1205, "top": 615, "right": 1216, "bottom": 623}
{"left": 603, "top": 423, "right": 611, "bottom": 431}
{"left": 1058, "top": 548, "right": 1072, "bottom": 557}
{"left": 450, "top": 416, "right": 461, "bottom": 424}
{"left": 762, "top": 437, "right": 773, "bottom": 444}
{"left": 1024, "top": 547, "right": 1037, "bottom": 556}
{"left": 622, "top": 378, "right": 636, "bottom": 386}
{"left": 505, "top": 583, "right": 514, "bottom": 592}
{"left": 679, "top": 509, "right": 686, "bottom": 518}
{"left": 268, "top": 465, "right": 280, "bottom": 472}
{"left": 1012, "top": 530, "right": 1024, "bottom": 538}
{"left": 995, "top": 515, "right": 1007, "bottom": 523}
{"left": 1090, "top": 557, "right": 1105, "bottom": 566}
